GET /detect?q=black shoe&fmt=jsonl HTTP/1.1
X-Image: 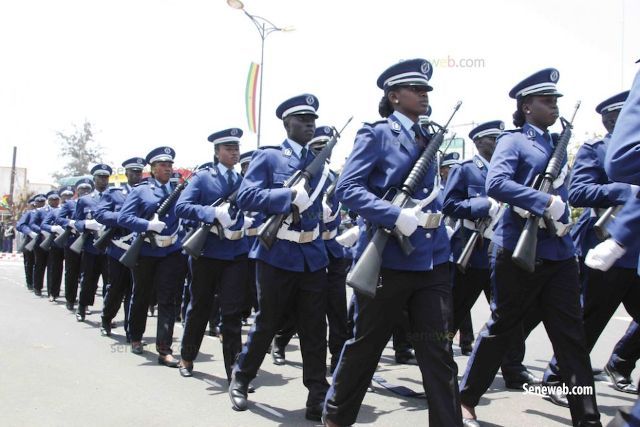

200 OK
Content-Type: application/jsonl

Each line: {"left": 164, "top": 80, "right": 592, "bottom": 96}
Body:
{"left": 394, "top": 349, "right": 415, "bottom": 364}
{"left": 208, "top": 326, "right": 221, "bottom": 337}
{"left": 463, "top": 418, "right": 481, "bottom": 427}
{"left": 158, "top": 355, "right": 180, "bottom": 368}
{"left": 100, "top": 318, "right": 111, "bottom": 337}
{"left": 48, "top": 295, "right": 55, "bottom": 302}
{"left": 546, "top": 388, "right": 569, "bottom": 407}
{"left": 605, "top": 363, "right": 639, "bottom": 394}
{"left": 34, "top": 289, "right": 42, "bottom": 297}
{"left": 461, "top": 343, "right": 473, "bottom": 356}
{"left": 271, "top": 345, "right": 285, "bottom": 366}
{"left": 179, "top": 363, "right": 193, "bottom": 377}
{"left": 504, "top": 370, "right": 542, "bottom": 389}
{"left": 75, "top": 306, "right": 86, "bottom": 322}
{"left": 110, "top": 321, "right": 117, "bottom": 329}
{"left": 305, "top": 403, "right": 323, "bottom": 422}
{"left": 66, "top": 302, "right": 74, "bottom": 312}
{"left": 131, "top": 341, "right": 144, "bottom": 355}
{"left": 229, "top": 375, "right": 249, "bottom": 411}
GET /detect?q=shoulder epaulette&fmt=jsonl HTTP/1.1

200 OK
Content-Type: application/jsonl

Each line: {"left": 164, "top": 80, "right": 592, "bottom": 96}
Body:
{"left": 133, "top": 181, "right": 149, "bottom": 187}
{"left": 583, "top": 138, "right": 604, "bottom": 146}
{"left": 258, "top": 145, "right": 280, "bottom": 150}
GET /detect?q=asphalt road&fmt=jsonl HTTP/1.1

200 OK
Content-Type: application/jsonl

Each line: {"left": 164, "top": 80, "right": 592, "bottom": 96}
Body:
{"left": 0, "top": 259, "right": 635, "bottom": 426}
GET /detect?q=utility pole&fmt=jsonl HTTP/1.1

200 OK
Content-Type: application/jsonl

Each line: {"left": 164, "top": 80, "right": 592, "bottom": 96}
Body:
{"left": 9, "top": 146, "right": 16, "bottom": 217}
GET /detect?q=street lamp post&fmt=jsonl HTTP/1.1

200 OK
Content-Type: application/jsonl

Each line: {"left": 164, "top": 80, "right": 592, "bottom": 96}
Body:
{"left": 227, "top": 0, "right": 293, "bottom": 147}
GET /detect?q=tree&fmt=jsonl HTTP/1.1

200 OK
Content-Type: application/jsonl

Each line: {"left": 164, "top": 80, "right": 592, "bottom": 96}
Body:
{"left": 52, "top": 121, "right": 103, "bottom": 180}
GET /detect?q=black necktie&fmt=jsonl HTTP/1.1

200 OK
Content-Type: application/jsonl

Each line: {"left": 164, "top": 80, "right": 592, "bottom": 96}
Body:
{"left": 412, "top": 124, "right": 426, "bottom": 149}
{"left": 300, "top": 147, "right": 307, "bottom": 161}
{"left": 162, "top": 185, "right": 169, "bottom": 196}
{"left": 226, "top": 169, "right": 234, "bottom": 187}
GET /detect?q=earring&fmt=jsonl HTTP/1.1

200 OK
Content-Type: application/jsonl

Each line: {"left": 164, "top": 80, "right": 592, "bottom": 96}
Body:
{"left": 394, "top": 100, "right": 399, "bottom": 104}
{"left": 525, "top": 110, "right": 530, "bottom": 114}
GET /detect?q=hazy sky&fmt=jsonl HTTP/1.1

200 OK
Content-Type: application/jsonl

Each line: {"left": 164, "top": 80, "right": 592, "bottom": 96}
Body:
{"left": 1, "top": 0, "right": 638, "bottom": 184}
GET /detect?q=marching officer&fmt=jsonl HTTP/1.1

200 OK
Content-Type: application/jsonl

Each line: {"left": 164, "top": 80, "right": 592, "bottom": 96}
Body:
{"left": 325, "top": 59, "right": 462, "bottom": 427}
{"left": 44, "top": 186, "right": 75, "bottom": 302}
{"left": 16, "top": 196, "right": 40, "bottom": 290}
{"left": 94, "top": 157, "right": 146, "bottom": 339}
{"left": 55, "top": 180, "right": 91, "bottom": 311}
{"left": 606, "top": 321, "right": 640, "bottom": 394}
{"left": 458, "top": 69, "right": 600, "bottom": 426}
{"left": 229, "top": 94, "right": 330, "bottom": 421}
{"left": 39, "top": 190, "right": 64, "bottom": 301}
{"left": 542, "top": 90, "right": 640, "bottom": 401}
{"left": 176, "top": 128, "right": 248, "bottom": 381}
{"left": 443, "top": 120, "right": 541, "bottom": 388}
{"left": 117, "top": 146, "right": 187, "bottom": 367}
{"left": 26, "top": 193, "right": 49, "bottom": 297}
{"left": 74, "top": 164, "right": 112, "bottom": 321}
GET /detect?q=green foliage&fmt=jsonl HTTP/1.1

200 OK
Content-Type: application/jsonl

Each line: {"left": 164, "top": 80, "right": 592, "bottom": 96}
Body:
{"left": 52, "top": 121, "right": 103, "bottom": 180}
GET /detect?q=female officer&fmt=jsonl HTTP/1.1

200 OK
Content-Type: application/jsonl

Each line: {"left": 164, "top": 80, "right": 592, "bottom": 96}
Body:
{"left": 324, "top": 59, "right": 462, "bottom": 427}
{"left": 458, "top": 69, "right": 601, "bottom": 426}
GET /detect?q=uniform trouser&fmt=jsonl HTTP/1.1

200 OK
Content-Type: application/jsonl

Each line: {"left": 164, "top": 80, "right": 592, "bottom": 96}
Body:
{"left": 546, "top": 266, "right": 640, "bottom": 381}
{"left": 242, "top": 258, "right": 258, "bottom": 318}
{"left": 102, "top": 255, "right": 133, "bottom": 337}
{"left": 181, "top": 268, "right": 192, "bottom": 321}
{"left": 63, "top": 247, "right": 81, "bottom": 304}
{"left": 326, "top": 254, "right": 349, "bottom": 362}
{"left": 234, "top": 260, "right": 329, "bottom": 407}
{"left": 46, "top": 246, "right": 64, "bottom": 298}
{"left": 128, "top": 251, "right": 187, "bottom": 355}
{"left": 452, "top": 266, "right": 540, "bottom": 378}
{"left": 78, "top": 252, "right": 108, "bottom": 308}
{"left": 23, "top": 248, "right": 35, "bottom": 288}
{"left": 181, "top": 255, "right": 248, "bottom": 381}
{"left": 459, "top": 313, "right": 474, "bottom": 346}
{"left": 609, "top": 321, "right": 640, "bottom": 378}
{"left": 33, "top": 244, "right": 48, "bottom": 293}
{"left": 459, "top": 248, "right": 600, "bottom": 427}
{"left": 325, "top": 263, "right": 462, "bottom": 427}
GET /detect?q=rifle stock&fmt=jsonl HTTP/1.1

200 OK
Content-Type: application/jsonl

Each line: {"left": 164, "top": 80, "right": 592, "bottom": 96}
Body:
{"left": 93, "top": 227, "right": 116, "bottom": 252}
{"left": 53, "top": 227, "right": 71, "bottom": 248}
{"left": 593, "top": 205, "right": 621, "bottom": 241}
{"left": 40, "top": 232, "right": 56, "bottom": 251}
{"left": 70, "top": 230, "right": 90, "bottom": 255}
{"left": 24, "top": 235, "right": 38, "bottom": 252}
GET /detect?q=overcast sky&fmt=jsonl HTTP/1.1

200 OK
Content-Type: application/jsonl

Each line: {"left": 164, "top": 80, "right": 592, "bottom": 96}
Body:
{"left": 1, "top": 0, "right": 639, "bottom": 184}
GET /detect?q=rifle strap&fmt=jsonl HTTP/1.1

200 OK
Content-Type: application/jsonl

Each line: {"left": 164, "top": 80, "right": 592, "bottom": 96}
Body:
{"left": 307, "top": 165, "right": 331, "bottom": 205}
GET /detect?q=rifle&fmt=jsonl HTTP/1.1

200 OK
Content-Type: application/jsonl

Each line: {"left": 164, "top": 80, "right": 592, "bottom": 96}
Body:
{"left": 346, "top": 101, "right": 462, "bottom": 298}
{"left": 70, "top": 229, "right": 92, "bottom": 254}
{"left": 53, "top": 226, "right": 72, "bottom": 248}
{"left": 511, "top": 101, "right": 581, "bottom": 273}
{"left": 455, "top": 217, "right": 492, "bottom": 274}
{"left": 182, "top": 189, "right": 239, "bottom": 259}
{"left": 593, "top": 205, "right": 622, "bottom": 241}
{"left": 258, "top": 116, "right": 353, "bottom": 250}
{"left": 40, "top": 231, "right": 56, "bottom": 251}
{"left": 24, "top": 234, "right": 38, "bottom": 252}
{"left": 119, "top": 178, "right": 190, "bottom": 269}
{"left": 93, "top": 227, "right": 116, "bottom": 252}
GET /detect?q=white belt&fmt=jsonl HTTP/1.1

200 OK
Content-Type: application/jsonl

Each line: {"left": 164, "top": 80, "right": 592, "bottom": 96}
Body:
{"left": 145, "top": 233, "right": 178, "bottom": 248}
{"left": 463, "top": 218, "right": 495, "bottom": 239}
{"left": 41, "top": 230, "right": 51, "bottom": 237}
{"left": 322, "top": 229, "right": 338, "bottom": 240}
{"left": 211, "top": 227, "right": 244, "bottom": 241}
{"left": 245, "top": 227, "right": 259, "bottom": 237}
{"left": 416, "top": 211, "right": 443, "bottom": 229}
{"left": 277, "top": 224, "right": 320, "bottom": 244}
{"left": 512, "top": 206, "right": 572, "bottom": 237}
{"left": 111, "top": 233, "right": 134, "bottom": 251}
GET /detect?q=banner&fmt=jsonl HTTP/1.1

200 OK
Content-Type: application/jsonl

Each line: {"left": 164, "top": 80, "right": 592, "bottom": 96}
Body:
{"left": 245, "top": 62, "right": 260, "bottom": 133}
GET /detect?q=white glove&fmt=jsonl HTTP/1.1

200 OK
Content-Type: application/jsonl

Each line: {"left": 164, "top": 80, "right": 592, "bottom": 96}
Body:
{"left": 446, "top": 225, "right": 455, "bottom": 239}
{"left": 552, "top": 164, "right": 569, "bottom": 189}
{"left": 335, "top": 227, "right": 360, "bottom": 247}
{"left": 28, "top": 231, "right": 38, "bottom": 239}
{"left": 68, "top": 220, "right": 76, "bottom": 230}
{"left": 395, "top": 207, "right": 420, "bottom": 237}
{"left": 213, "top": 205, "right": 235, "bottom": 228}
{"left": 242, "top": 216, "right": 255, "bottom": 230}
{"left": 488, "top": 197, "right": 500, "bottom": 218}
{"left": 545, "top": 195, "right": 566, "bottom": 220}
{"left": 84, "top": 219, "right": 102, "bottom": 231}
{"left": 291, "top": 181, "right": 312, "bottom": 213}
{"left": 146, "top": 216, "right": 166, "bottom": 233}
{"left": 630, "top": 185, "right": 640, "bottom": 196}
{"left": 322, "top": 200, "right": 333, "bottom": 223}
{"left": 51, "top": 225, "right": 64, "bottom": 235}
{"left": 585, "top": 238, "right": 626, "bottom": 271}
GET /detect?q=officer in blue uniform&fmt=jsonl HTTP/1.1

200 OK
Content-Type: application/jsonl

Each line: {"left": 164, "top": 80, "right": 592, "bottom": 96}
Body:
{"left": 55, "top": 180, "right": 91, "bottom": 311}
{"left": 39, "top": 190, "right": 65, "bottom": 301}
{"left": 542, "top": 91, "right": 640, "bottom": 400}
{"left": 26, "top": 193, "right": 49, "bottom": 296}
{"left": 44, "top": 186, "right": 75, "bottom": 301}
{"left": 325, "top": 59, "right": 462, "bottom": 427}
{"left": 606, "top": 320, "right": 640, "bottom": 394}
{"left": 176, "top": 128, "right": 248, "bottom": 381}
{"left": 444, "top": 120, "right": 542, "bottom": 389}
{"left": 229, "top": 94, "right": 330, "bottom": 421}
{"left": 74, "top": 164, "right": 112, "bottom": 321}
{"left": 16, "top": 196, "right": 40, "bottom": 290}
{"left": 117, "top": 147, "right": 187, "bottom": 367}
{"left": 239, "top": 151, "right": 261, "bottom": 324}
{"left": 458, "top": 69, "right": 600, "bottom": 427}
{"left": 95, "top": 157, "right": 146, "bottom": 339}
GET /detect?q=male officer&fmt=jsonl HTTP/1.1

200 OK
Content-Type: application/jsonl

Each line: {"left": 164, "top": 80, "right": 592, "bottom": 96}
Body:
{"left": 95, "top": 157, "right": 146, "bottom": 339}
{"left": 443, "top": 120, "right": 541, "bottom": 388}
{"left": 74, "top": 164, "right": 112, "bottom": 321}
{"left": 117, "top": 147, "right": 187, "bottom": 367}
{"left": 16, "top": 196, "right": 40, "bottom": 290}
{"left": 39, "top": 190, "right": 65, "bottom": 301}
{"left": 26, "top": 193, "right": 49, "bottom": 296}
{"left": 542, "top": 91, "right": 640, "bottom": 403}
{"left": 55, "top": 180, "right": 91, "bottom": 311}
{"left": 176, "top": 128, "right": 248, "bottom": 381}
{"left": 229, "top": 94, "right": 330, "bottom": 421}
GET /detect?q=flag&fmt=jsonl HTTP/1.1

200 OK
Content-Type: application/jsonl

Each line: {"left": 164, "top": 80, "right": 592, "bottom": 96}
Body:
{"left": 245, "top": 62, "right": 260, "bottom": 134}
{"left": 0, "top": 194, "right": 10, "bottom": 210}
